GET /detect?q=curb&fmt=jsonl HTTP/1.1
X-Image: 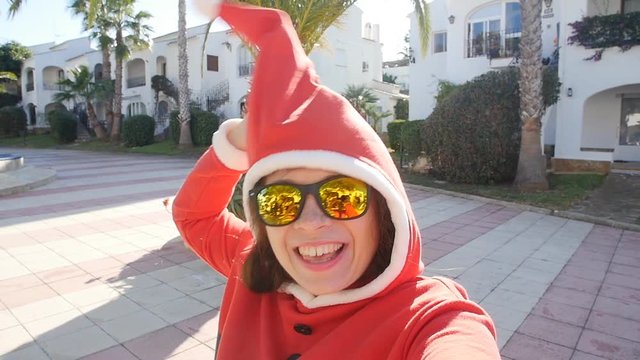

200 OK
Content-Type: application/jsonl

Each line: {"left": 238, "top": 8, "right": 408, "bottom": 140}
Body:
{"left": 403, "top": 182, "right": 640, "bottom": 233}
{"left": 0, "top": 167, "right": 57, "bottom": 197}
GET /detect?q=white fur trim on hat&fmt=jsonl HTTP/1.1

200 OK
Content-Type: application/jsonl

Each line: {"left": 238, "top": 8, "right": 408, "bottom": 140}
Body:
{"left": 212, "top": 118, "right": 249, "bottom": 172}
{"left": 242, "top": 150, "right": 411, "bottom": 309}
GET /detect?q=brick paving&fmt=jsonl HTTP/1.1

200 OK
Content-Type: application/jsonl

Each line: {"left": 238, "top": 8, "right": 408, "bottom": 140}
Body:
{"left": 0, "top": 148, "right": 639, "bottom": 359}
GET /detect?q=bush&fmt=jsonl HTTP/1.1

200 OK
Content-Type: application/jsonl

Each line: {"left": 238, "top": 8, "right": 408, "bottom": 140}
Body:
{"left": 47, "top": 109, "right": 77, "bottom": 144}
{"left": 122, "top": 115, "right": 155, "bottom": 147}
{"left": 401, "top": 120, "right": 425, "bottom": 160}
{"left": 387, "top": 120, "right": 406, "bottom": 151}
{"left": 424, "top": 69, "right": 521, "bottom": 184}
{"left": 0, "top": 105, "right": 27, "bottom": 138}
{"left": 170, "top": 108, "right": 220, "bottom": 146}
{"left": 0, "top": 93, "right": 20, "bottom": 108}
{"left": 434, "top": 80, "right": 462, "bottom": 106}
{"left": 191, "top": 109, "right": 219, "bottom": 146}
{"left": 394, "top": 99, "right": 408, "bottom": 120}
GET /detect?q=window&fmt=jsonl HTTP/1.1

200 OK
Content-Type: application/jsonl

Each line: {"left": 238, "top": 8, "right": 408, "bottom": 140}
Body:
{"left": 126, "top": 102, "right": 147, "bottom": 117}
{"left": 466, "top": 2, "right": 521, "bottom": 58}
{"left": 623, "top": 0, "right": 640, "bottom": 14}
{"left": 94, "top": 64, "right": 103, "bottom": 81}
{"left": 207, "top": 55, "right": 219, "bottom": 72}
{"left": 26, "top": 70, "right": 34, "bottom": 92}
{"left": 362, "top": 61, "right": 369, "bottom": 72}
{"left": 433, "top": 32, "right": 447, "bottom": 53}
{"left": 238, "top": 46, "right": 254, "bottom": 77}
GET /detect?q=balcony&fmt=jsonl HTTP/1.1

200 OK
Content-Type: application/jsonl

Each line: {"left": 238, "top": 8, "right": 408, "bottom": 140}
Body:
{"left": 467, "top": 29, "right": 520, "bottom": 60}
{"left": 238, "top": 62, "right": 254, "bottom": 77}
{"left": 43, "top": 83, "right": 65, "bottom": 91}
{"left": 127, "top": 76, "right": 146, "bottom": 89}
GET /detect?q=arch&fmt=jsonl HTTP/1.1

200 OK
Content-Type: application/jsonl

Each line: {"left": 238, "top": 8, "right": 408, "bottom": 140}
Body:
{"left": 581, "top": 83, "right": 640, "bottom": 161}
{"left": 44, "top": 102, "right": 66, "bottom": 113}
{"left": 42, "top": 66, "right": 65, "bottom": 91}
{"left": 465, "top": 1, "right": 521, "bottom": 58}
{"left": 126, "top": 58, "right": 146, "bottom": 88}
{"left": 157, "top": 100, "right": 169, "bottom": 119}
{"left": 27, "top": 103, "right": 37, "bottom": 125}
{"left": 24, "top": 67, "right": 35, "bottom": 92}
{"left": 156, "top": 56, "right": 167, "bottom": 76}
{"left": 94, "top": 63, "right": 103, "bottom": 81}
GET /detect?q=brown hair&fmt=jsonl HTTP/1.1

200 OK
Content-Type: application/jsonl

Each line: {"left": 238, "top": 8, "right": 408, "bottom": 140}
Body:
{"left": 242, "top": 185, "right": 395, "bottom": 293}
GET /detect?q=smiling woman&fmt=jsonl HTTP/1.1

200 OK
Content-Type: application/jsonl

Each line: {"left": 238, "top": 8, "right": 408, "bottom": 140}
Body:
{"left": 172, "top": 1, "right": 500, "bottom": 359}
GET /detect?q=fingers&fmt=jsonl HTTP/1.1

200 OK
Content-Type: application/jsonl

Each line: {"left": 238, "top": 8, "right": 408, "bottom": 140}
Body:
{"left": 192, "top": 0, "right": 222, "bottom": 19}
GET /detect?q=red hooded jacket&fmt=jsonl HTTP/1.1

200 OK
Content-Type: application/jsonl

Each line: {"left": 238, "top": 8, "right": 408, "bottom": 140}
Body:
{"left": 173, "top": 3, "right": 500, "bottom": 359}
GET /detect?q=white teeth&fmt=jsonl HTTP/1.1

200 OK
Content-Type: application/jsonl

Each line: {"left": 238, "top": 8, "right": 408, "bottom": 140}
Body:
{"left": 298, "top": 244, "right": 343, "bottom": 257}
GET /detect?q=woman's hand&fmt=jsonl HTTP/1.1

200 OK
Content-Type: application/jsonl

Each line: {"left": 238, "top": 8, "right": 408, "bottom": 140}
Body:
{"left": 193, "top": 0, "right": 222, "bottom": 19}
{"left": 228, "top": 118, "right": 247, "bottom": 151}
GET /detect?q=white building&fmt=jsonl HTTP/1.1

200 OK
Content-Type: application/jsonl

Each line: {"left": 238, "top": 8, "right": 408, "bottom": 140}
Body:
{"left": 409, "top": 0, "right": 640, "bottom": 171}
{"left": 20, "top": 6, "right": 401, "bottom": 135}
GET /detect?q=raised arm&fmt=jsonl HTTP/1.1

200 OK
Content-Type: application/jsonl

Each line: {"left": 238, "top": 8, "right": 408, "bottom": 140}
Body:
{"left": 172, "top": 119, "right": 252, "bottom": 277}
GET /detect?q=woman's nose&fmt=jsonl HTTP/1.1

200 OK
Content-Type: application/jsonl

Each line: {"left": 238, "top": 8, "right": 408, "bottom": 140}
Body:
{"left": 292, "top": 194, "right": 331, "bottom": 230}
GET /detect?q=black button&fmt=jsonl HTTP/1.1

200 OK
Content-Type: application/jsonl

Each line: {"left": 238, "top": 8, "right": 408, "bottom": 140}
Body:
{"left": 287, "top": 354, "right": 301, "bottom": 360}
{"left": 293, "top": 323, "right": 312, "bottom": 335}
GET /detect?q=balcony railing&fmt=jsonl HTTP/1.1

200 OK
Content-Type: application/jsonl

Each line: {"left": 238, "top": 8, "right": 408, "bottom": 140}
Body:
{"left": 238, "top": 62, "right": 254, "bottom": 77}
{"left": 43, "top": 83, "right": 65, "bottom": 91}
{"left": 467, "top": 29, "right": 521, "bottom": 60}
{"left": 127, "top": 76, "right": 146, "bottom": 88}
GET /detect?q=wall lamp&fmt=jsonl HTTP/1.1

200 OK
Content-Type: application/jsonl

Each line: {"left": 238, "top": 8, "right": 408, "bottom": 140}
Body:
{"left": 567, "top": 87, "right": 573, "bottom": 97}
{"left": 448, "top": 15, "right": 455, "bottom": 24}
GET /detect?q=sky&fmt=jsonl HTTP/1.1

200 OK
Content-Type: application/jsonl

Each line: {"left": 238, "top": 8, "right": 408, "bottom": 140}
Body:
{"left": 0, "top": 0, "right": 414, "bottom": 61}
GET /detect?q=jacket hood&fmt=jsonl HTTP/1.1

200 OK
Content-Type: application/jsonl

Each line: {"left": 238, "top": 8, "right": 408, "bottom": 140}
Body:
{"left": 217, "top": 2, "right": 424, "bottom": 308}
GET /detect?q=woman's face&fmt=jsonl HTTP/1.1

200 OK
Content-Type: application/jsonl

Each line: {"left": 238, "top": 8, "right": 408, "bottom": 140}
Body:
{"left": 263, "top": 168, "right": 379, "bottom": 296}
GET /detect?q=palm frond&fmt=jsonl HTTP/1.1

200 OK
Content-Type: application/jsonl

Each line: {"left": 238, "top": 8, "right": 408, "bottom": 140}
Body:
{"left": 413, "top": 0, "right": 430, "bottom": 56}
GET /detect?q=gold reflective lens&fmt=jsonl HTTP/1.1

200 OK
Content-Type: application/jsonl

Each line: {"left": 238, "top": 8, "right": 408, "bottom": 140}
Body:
{"left": 256, "top": 185, "right": 303, "bottom": 226}
{"left": 253, "top": 176, "right": 369, "bottom": 226}
{"left": 319, "top": 177, "right": 368, "bottom": 219}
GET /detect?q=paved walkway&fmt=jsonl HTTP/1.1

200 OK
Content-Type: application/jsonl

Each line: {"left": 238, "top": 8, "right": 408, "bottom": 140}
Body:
{"left": 0, "top": 148, "right": 639, "bottom": 360}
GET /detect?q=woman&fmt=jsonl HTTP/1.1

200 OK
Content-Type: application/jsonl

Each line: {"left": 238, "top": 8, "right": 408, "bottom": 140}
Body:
{"left": 173, "top": 2, "right": 500, "bottom": 359}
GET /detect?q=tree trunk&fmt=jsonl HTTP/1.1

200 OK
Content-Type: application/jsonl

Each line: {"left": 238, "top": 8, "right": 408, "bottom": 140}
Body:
{"left": 101, "top": 46, "right": 114, "bottom": 134}
{"left": 514, "top": 0, "right": 549, "bottom": 191}
{"left": 111, "top": 29, "right": 124, "bottom": 143}
{"left": 177, "top": 0, "right": 193, "bottom": 149}
{"left": 86, "top": 100, "right": 108, "bottom": 140}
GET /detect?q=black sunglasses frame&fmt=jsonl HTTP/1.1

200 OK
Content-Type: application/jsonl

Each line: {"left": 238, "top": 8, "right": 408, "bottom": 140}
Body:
{"left": 249, "top": 175, "right": 370, "bottom": 227}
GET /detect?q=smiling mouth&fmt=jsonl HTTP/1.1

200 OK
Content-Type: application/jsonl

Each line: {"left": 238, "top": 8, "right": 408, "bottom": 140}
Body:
{"left": 297, "top": 243, "right": 344, "bottom": 263}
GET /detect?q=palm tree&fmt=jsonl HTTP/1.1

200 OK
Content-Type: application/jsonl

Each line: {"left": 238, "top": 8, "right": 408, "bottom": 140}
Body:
{"left": 514, "top": 0, "right": 549, "bottom": 191}
{"left": 177, "top": 0, "right": 193, "bottom": 148}
{"left": 69, "top": 0, "right": 115, "bottom": 133}
{"left": 103, "top": 0, "right": 152, "bottom": 142}
{"left": 53, "top": 65, "right": 109, "bottom": 140}
{"left": 342, "top": 84, "right": 379, "bottom": 118}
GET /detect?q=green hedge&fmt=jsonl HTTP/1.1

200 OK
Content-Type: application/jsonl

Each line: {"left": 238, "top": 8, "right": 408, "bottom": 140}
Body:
{"left": 122, "top": 115, "right": 155, "bottom": 147}
{"left": 170, "top": 108, "right": 220, "bottom": 146}
{"left": 0, "top": 106, "right": 27, "bottom": 138}
{"left": 401, "top": 120, "right": 425, "bottom": 160}
{"left": 47, "top": 109, "right": 77, "bottom": 144}
{"left": 0, "top": 93, "right": 20, "bottom": 108}
{"left": 387, "top": 120, "right": 406, "bottom": 151}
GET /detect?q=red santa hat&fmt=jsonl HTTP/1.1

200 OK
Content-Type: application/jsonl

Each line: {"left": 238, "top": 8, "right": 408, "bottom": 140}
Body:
{"left": 210, "top": 2, "right": 423, "bottom": 308}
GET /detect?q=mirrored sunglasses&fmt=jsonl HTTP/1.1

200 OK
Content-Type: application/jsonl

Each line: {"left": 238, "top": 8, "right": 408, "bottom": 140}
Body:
{"left": 249, "top": 176, "right": 369, "bottom": 226}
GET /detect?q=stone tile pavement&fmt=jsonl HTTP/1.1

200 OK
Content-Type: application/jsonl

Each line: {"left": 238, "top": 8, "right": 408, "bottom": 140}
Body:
{"left": 0, "top": 148, "right": 639, "bottom": 359}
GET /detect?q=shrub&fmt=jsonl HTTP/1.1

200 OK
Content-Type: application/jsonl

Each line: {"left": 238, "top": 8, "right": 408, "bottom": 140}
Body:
{"left": 0, "top": 105, "right": 27, "bottom": 138}
{"left": 401, "top": 120, "right": 425, "bottom": 161}
{"left": 191, "top": 109, "right": 219, "bottom": 146}
{"left": 122, "top": 115, "right": 155, "bottom": 147}
{"left": 169, "top": 108, "right": 220, "bottom": 146}
{"left": 423, "top": 69, "right": 521, "bottom": 184}
{"left": 387, "top": 120, "right": 406, "bottom": 151}
{"left": 47, "top": 109, "right": 77, "bottom": 144}
{"left": 0, "top": 93, "right": 20, "bottom": 108}
{"left": 394, "top": 99, "right": 408, "bottom": 120}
